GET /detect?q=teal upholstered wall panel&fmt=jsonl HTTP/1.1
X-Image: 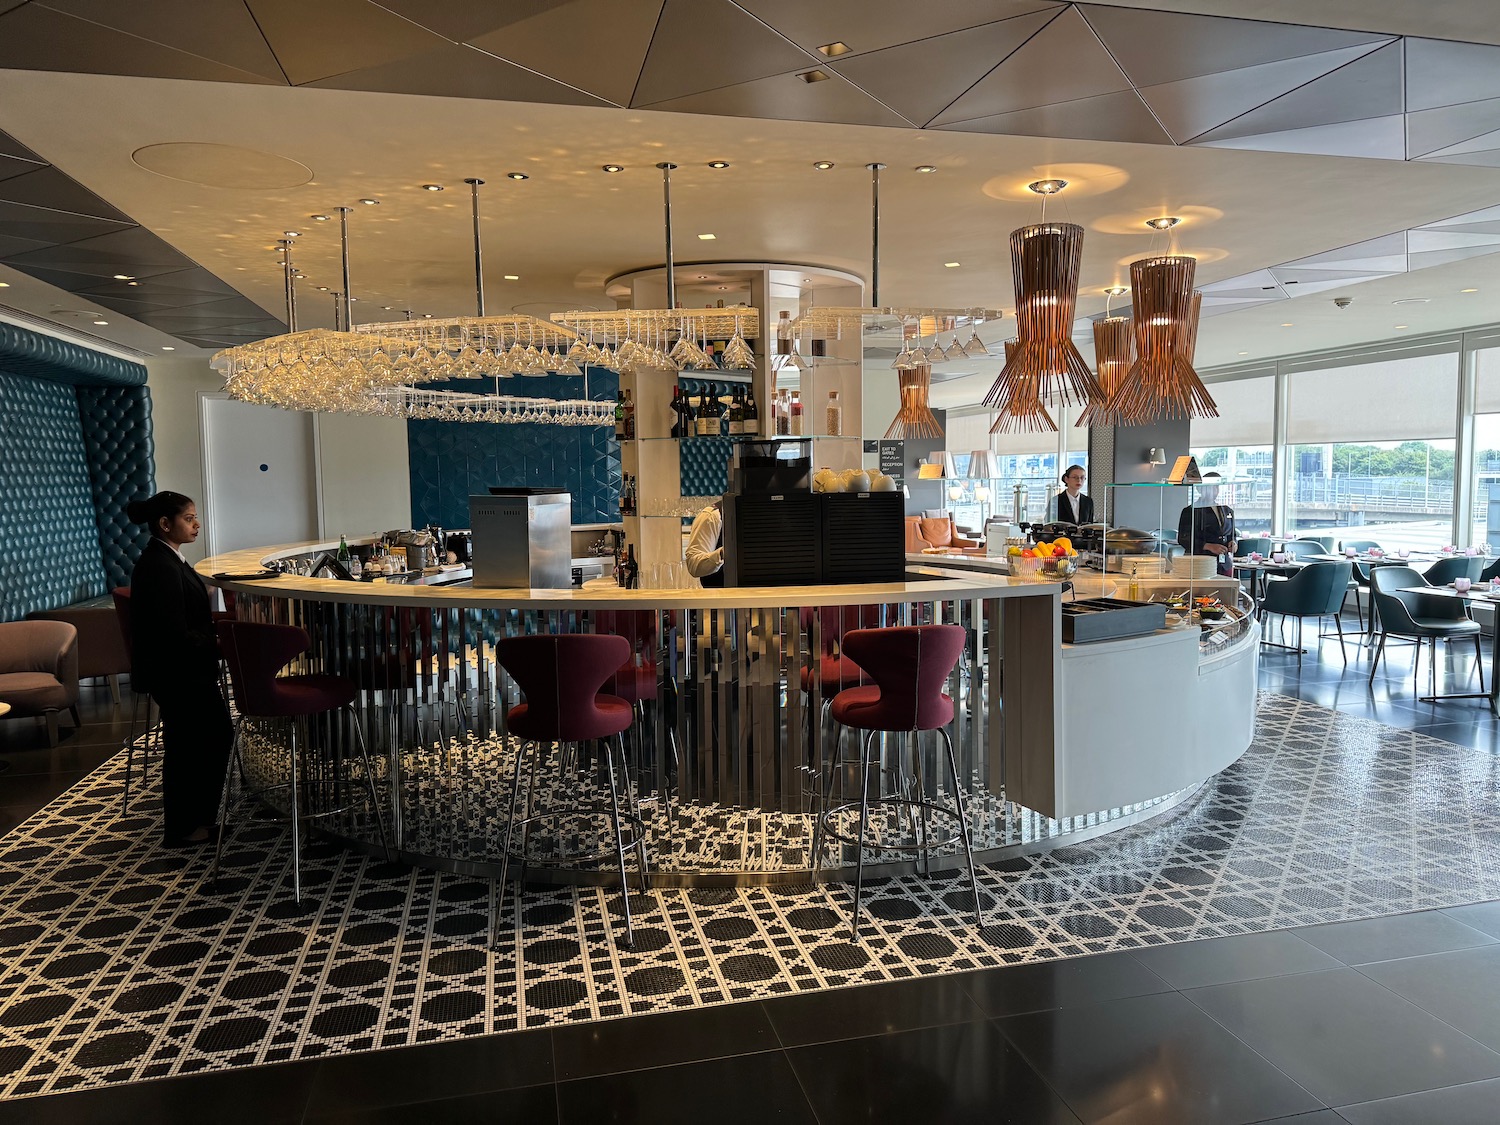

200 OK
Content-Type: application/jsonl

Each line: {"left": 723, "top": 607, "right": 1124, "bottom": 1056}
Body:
{"left": 0, "top": 372, "right": 108, "bottom": 619}
{"left": 78, "top": 386, "right": 155, "bottom": 590}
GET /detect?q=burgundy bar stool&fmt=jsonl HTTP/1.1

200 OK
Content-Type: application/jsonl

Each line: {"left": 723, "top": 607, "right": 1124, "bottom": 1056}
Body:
{"left": 110, "top": 586, "right": 160, "bottom": 815}
{"left": 495, "top": 633, "right": 649, "bottom": 949}
{"left": 213, "top": 620, "right": 389, "bottom": 902}
{"left": 815, "top": 624, "right": 982, "bottom": 937}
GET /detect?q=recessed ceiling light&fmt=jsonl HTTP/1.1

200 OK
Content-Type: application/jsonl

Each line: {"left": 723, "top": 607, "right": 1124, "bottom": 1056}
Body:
{"left": 698, "top": 233, "right": 716, "bottom": 240}
{"left": 1395, "top": 324, "right": 1409, "bottom": 330}
{"left": 1104, "top": 286, "right": 1129, "bottom": 296}
{"left": 127, "top": 281, "right": 139, "bottom": 286}
{"left": 112, "top": 274, "right": 134, "bottom": 280}
{"left": 1027, "top": 178, "right": 1067, "bottom": 195}
{"left": 796, "top": 69, "right": 830, "bottom": 83}
{"left": 601, "top": 164, "right": 624, "bottom": 173}
{"left": 161, "top": 346, "right": 174, "bottom": 351}
{"left": 503, "top": 275, "right": 520, "bottom": 280}
{"left": 1462, "top": 287, "right": 1479, "bottom": 293}
{"left": 0, "top": 282, "right": 9, "bottom": 288}
{"left": 1391, "top": 297, "right": 1430, "bottom": 305}
{"left": 707, "top": 161, "right": 730, "bottom": 169}
{"left": 813, "top": 161, "right": 835, "bottom": 170}
{"left": 718, "top": 285, "right": 729, "bottom": 290}
{"left": 1145, "top": 216, "right": 1181, "bottom": 230}
{"left": 696, "top": 274, "right": 709, "bottom": 280}
{"left": 316, "top": 286, "right": 329, "bottom": 291}
{"left": 311, "top": 214, "right": 330, "bottom": 221}
{"left": 422, "top": 313, "right": 434, "bottom": 318}
{"left": 944, "top": 262, "right": 960, "bottom": 268}
{"left": 283, "top": 231, "right": 300, "bottom": 237}
{"left": 506, "top": 172, "right": 528, "bottom": 180}
{"left": 421, "top": 184, "right": 443, "bottom": 192}
{"left": 816, "top": 41, "right": 851, "bottom": 57}
{"left": 381, "top": 306, "right": 392, "bottom": 310}
{"left": 92, "top": 318, "right": 108, "bottom": 325}
{"left": 914, "top": 165, "right": 937, "bottom": 173}
{"left": 359, "top": 198, "right": 379, "bottom": 205}
{"left": 1281, "top": 322, "right": 1293, "bottom": 327}
{"left": 1238, "top": 351, "right": 1248, "bottom": 355}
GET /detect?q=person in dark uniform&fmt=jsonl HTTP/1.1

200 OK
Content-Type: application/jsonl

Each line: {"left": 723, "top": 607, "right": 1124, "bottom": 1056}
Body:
{"left": 127, "top": 491, "right": 233, "bottom": 846}
{"left": 1050, "top": 464, "right": 1094, "bottom": 525}
{"left": 685, "top": 500, "right": 725, "bottom": 587}
{"left": 1177, "top": 472, "right": 1238, "bottom": 576}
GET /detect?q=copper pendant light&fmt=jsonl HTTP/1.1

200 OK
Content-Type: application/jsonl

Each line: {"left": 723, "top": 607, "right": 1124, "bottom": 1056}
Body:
{"left": 984, "top": 222, "right": 1102, "bottom": 431}
{"left": 885, "top": 363, "right": 944, "bottom": 439}
{"left": 1078, "top": 315, "right": 1135, "bottom": 426}
{"left": 1101, "top": 255, "right": 1217, "bottom": 424}
{"left": 989, "top": 339, "right": 1054, "bottom": 433}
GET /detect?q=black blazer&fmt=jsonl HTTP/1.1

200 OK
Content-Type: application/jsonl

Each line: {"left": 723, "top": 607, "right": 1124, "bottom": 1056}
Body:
{"left": 1051, "top": 491, "right": 1094, "bottom": 526}
{"left": 129, "top": 537, "right": 220, "bottom": 695}
{"left": 1177, "top": 504, "right": 1237, "bottom": 556}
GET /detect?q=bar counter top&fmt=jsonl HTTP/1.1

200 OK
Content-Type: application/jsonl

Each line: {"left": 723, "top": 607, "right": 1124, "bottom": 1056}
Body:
{"left": 199, "top": 538, "right": 1048, "bottom": 610}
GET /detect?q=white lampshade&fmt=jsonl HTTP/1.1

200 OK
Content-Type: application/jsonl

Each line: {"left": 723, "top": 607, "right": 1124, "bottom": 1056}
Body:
{"left": 926, "top": 452, "right": 958, "bottom": 478}
{"left": 967, "top": 450, "right": 996, "bottom": 479}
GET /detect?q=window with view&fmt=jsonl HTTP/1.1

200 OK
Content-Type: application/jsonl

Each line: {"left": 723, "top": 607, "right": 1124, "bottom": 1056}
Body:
{"left": 1191, "top": 372, "right": 1275, "bottom": 537}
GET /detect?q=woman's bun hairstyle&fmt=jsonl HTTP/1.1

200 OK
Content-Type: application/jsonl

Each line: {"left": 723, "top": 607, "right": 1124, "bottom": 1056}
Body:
{"left": 128, "top": 491, "right": 194, "bottom": 534}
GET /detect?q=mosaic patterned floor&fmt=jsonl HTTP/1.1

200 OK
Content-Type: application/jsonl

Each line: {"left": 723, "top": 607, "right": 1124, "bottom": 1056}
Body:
{"left": 1, "top": 693, "right": 1499, "bottom": 1100}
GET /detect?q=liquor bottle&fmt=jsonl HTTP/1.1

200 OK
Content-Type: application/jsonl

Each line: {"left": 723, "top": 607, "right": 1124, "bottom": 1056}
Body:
{"left": 619, "top": 472, "right": 630, "bottom": 517}
{"left": 614, "top": 546, "right": 626, "bottom": 587}
{"left": 789, "top": 390, "right": 804, "bottom": 436}
{"left": 697, "top": 382, "right": 720, "bottom": 437}
{"left": 337, "top": 534, "right": 351, "bottom": 564}
{"left": 622, "top": 389, "right": 636, "bottom": 440}
{"left": 613, "top": 390, "right": 626, "bottom": 440}
{"left": 669, "top": 383, "right": 684, "bottom": 438}
{"left": 743, "top": 383, "right": 760, "bottom": 436}
{"left": 776, "top": 310, "right": 794, "bottom": 356}
{"left": 624, "top": 544, "right": 639, "bottom": 589}
{"left": 728, "top": 386, "right": 744, "bottom": 436}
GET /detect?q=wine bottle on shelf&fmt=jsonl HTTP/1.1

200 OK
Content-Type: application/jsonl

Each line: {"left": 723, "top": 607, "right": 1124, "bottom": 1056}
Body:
{"left": 614, "top": 546, "right": 626, "bottom": 587}
{"left": 619, "top": 472, "right": 629, "bottom": 517}
{"left": 669, "top": 383, "right": 684, "bottom": 438}
{"left": 697, "top": 382, "right": 720, "bottom": 437}
{"left": 728, "top": 386, "right": 744, "bottom": 436}
{"left": 337, "top": 534, "right": 351, "bottom": 564}
{"left": 613, "top": 390, "right": 626, "bottom": 440}
{"left": 622, "top": 389, "right": 636, "bottom": 440}
{"left": 776, "top": 310, "right": 793, "bottom": 356}
{"left": 625, "top": 544, "right": 639, "bottom": 589}
{"left": 743, "top": 383, "right": 760, "bottom": 436}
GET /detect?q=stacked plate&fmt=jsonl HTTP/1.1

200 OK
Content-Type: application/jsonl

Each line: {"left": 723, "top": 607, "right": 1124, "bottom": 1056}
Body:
{"left": 1107, "top": 555, "right": 1168, "bottom": 577}
{"left": 1171, "top": 554, "right": 1220, "bottom": 579}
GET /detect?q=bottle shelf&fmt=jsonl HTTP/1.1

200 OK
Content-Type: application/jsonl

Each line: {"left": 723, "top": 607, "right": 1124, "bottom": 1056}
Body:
{"left": 627, "top": 432, "right": 858, "bottom": 443}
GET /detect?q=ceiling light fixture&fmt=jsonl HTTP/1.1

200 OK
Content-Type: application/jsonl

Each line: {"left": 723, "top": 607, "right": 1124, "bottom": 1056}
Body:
{"left": 92, "top": 317, "right": 108, "bottom": 325}
{"left": 698, "top": 233, "right": 716, "bottom": 240}
{"left": 601, "top": 164, "right": 624, "bottom": 173}
{"left": 421, "top": 184, "right": 443, "bottom": 192}
{"left": 707, "top": 161, "right": 730, "bottom": 169}
{"left": 161, "top": 346, "right": 174, "bottom": 351}
{"left": 503, "top": 275, "right": 519, "bottom": 280}
{"left": 381, "top": 306, "right": 392, "bottom": 310}
{"left": 1146, "top": 217, "right": 1181, "bottom": 230}
{"left": 1097, "top": 257, "right": 1215, "bottom": 424}
{"left": 127, "top": 281, "right": 139, "bottom": 286}
{"left": 358, "top": 198, "right": 379, "bottom": 205}
{"left": 1104, "top": 285, "right": 1129, "bottom": 297}
{"left": 813, "top": 161, "right": 835, "bottom": 170}
{"left": 1395, "top": 324, "right": 1409, "bottom": 330}
{"left": 0, "top": 282, "right": 9, "bottom": 288}
{"left": 797, "top": 69, "right": 830, "bottom": 83}
{"left": 283, "top": 231, "right": 300, "bottom": 237}
{"left": 817, "top": 41, "right": 851, "bottom": 56}
{"left": 914, "top": 165, "right": 936, "bottom": 173}
{"left": 944, "top": 262, "right": 960, "bottom": 268}
{"left": 112, "top": 274, "right": 134, "bottom": 280}
{"left": 1026, "top": 179, "right": 1067, "bottom": 195}
{"left": 506, "top": 172, "right": 528, "bottom": 180}
{"left": 1462, "top": 288, "right": 1479, "bottom": 293}
{"left": 1282, "top": 322, "right": 1293, "bottom": 327}
{"left": 312, "top": 214, "right": 330, "bottom": 221}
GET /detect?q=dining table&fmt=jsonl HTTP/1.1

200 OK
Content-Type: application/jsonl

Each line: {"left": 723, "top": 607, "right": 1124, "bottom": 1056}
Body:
{"left": 1400, "top": 584, "right": 1500, "bottom": 713}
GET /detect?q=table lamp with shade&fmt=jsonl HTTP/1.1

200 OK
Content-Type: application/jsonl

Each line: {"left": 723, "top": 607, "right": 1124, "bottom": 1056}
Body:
{"left": 968, "top": 450, "right": 996, "bottom": 523}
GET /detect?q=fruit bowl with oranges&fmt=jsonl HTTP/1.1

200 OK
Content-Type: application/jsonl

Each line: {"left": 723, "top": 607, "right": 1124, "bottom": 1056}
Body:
{"left": 1006, "top": 537, "right": 1079, "bottom": 582}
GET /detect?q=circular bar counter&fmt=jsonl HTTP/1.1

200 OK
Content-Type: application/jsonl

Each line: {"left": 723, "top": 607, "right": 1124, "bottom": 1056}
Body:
{"left": 200, "top": 539, "right": 1258, "bottom": 886}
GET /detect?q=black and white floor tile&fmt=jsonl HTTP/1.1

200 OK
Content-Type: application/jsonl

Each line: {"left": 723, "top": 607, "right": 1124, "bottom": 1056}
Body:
{"left": 1, "top": 693, "right": 1499, "bottom": 1100}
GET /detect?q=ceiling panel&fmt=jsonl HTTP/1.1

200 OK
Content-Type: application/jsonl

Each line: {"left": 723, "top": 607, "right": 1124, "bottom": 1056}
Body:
{"left": 829, "top": 11, "right": 1056, "bottom": 128}
{"left": 1079, "top": 4, "right": 1391, "bottom": 87}
{"left": 466, "top": 0, "right": 666, "bottom": 107}
{"left": 1405, "top": 37, "right": 1500, "bottom": 113}
{"left": 0, "top": 231, "right": 52, "bottom": 258}
{"left": 311, "top": 41, "right": 610, "bottom": 107}
{"left": 928, "top": 7, "right": 1130, "bottom": 126}
{"left": 640, "top": 65, "right": 911, "bottom": 128}
{"left": 631, "top": 0, "right": 813, "bottom": 108}
{"left": 936, "top": 88, "right": 1172, "bottom": 145}
{"left": 0, "top": 129, "right": 43, "bottom": 164}
{"left": 1407, "top": 98, "right": 1500, "bottom": 160}
{"left": 1195, "top": 114, "right": 1408, "bottom": 159}
{"left": 0, "top": 200, "right": 130, "bottom": 245}
{"left": 733, "top": 0, "right": 1061, "bottom": 58}
{"left": 41, "top": 0, "right": 289, "bottom": 82}
{"left": 0, "top": 164, "right": 131, "bottom": 221}
{"left": 371, "top": 0, "right": 576, "bottom": 42}
{"left": 244, "top": 0, "right": 448, "bottom": 86}
{"left": 1138, "top": 44, "right": 1381, "bottom": 144}
{"left": 0, "top": 151, "right": 44, "bottom": 185}
{"left": 0, "top": 3, "right": 281, "bottom": 84}
{"left": 34, "top": 226, "right": 197, "bottom": 271}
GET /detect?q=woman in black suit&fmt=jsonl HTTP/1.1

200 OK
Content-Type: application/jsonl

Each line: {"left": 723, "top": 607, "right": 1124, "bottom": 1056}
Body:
{"left": 1050, "top": 465, "right": 1094, "bottom": 525}
{"left": 127, "top": 491, "right": 233, "bottom": 846}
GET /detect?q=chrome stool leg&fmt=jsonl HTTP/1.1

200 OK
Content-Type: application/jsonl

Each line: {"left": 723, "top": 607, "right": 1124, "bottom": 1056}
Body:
{"left": 851, "top": 729, "right": 876, "bottom": 939}
{"left": 210, "top": 718, "right": 245, "bottom": 887}
{"left": 940, "top": 727, "right": 983, "bottom": 931}
{"left": 602, "top": 735, "right": 636, "bottom": 950}
{"left": 289, "top": 719, "right": 303, "bottom": 903}
{"left": 347, "top": 707, "right": 390, "bottom": 861}
{"left": 618, "top": 732, "right": 651, "bottom": 894}
{"left": 494, "top": 735, "right": 530, "bottom": 946}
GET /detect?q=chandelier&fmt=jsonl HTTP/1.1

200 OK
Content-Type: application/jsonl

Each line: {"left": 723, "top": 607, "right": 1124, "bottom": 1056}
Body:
{"left": 1098, "top": 256, "right": 1217, "bottom": 425}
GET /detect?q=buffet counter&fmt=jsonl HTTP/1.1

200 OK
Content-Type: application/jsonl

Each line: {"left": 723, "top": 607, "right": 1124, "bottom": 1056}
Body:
{"left": 194, "top": 538, "right": 1254, "bottom": 884}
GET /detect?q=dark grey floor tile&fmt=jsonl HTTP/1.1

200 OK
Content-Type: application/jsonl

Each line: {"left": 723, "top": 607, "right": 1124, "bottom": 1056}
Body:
{"left": 961, "top": 951, "right": 1171, "bottom": 1018}
{"left": 305, "top": 1081, "right": 557, "bottom": 1124}
{"left": 1336, "top": 1077, "right": 1500, "bottom": 1124}
{"left": 305, "top": 1026, "right": 555, "bottom": 1112}
{"left": 1184, "top": 968, "right": 1500, "bottom": 1107}
{"left": 556, "top": 1050, "right": 816, "bottom": 1125}
{"left": 1129, "top": 931, "right": 1342, "bottom": 991}
{"left": 761, "top": 973, "right": 985, "bottom": 1048}
{"left": 997, "top": 990, "right": 1320, "bottom": 1125}
{"left": 552, "top": 999, "right": 778, "bottom": 1080}
{"left": 1421, "top": 723, "right": 1500, "bottom": 751}
{"left": 1441, "top": 900, "right": 1500, "bottom": 938}
{"left": 0, "top": 769, "right": 90, "bottom": 806}
{"left": 1248, "top": 1114, "right": 1349, "bottom": 1124}
{"left": 0, "top": 1058, "right": 318, "bottom": 1124}
{"left": 1294, "top": 911, "right": 1497, "bottom": 965}
{"left": 1358, "top": 945, "right": 1500, "bottom": 1052}
{"left": 787, "top": 1019, "right": 1081, "bottom": 1124}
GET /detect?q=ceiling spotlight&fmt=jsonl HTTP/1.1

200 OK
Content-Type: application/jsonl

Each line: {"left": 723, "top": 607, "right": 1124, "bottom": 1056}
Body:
{"left": 707, "top": 160, "right": 730, "bottom": 169}
{"left": 944, "top": 262, "right": 960, "bottom": 268}
{"left": 1146, "top": 216, "right": 1181, "bottom": 230}
{"left": 914, "top": 165, "right": 937, "bottom": 173}
{"left": 311, "top": 214, "right": 330, "bottom": 221}
{"left": 1104, "top": 285, "right": 1129, "bottom": 296}
{"left": 161, "top": 346, "right": 175, "bottom": 351}
{"left": 813, "top": 161, "right": 835, "bottom": 170}
{"left": 503, "top": 274, "right": 520, "bottom": 280}
{"left": 1395, "top": 324, "right": 1409, "bottom": 330}
{"left": 1237, "top": 351, "right": 1248, "bottom": 356}
{"left": 127, "top": 281, "right": 139, "bottom": 286}
{"left": 1463, "top": 287, "right": 1479, "bottom": 293}
{"left": 358, "top": 198, "right": 379, "bottom": 205}
{"left": 0, "top": 282, "right": 9, "bottom": 287}
{"left": 796, "top": 69, "right": 830, "bottom": 83}
{"left": 421, "top": 184, "right": 444, "bottom": 192}
{"left": 422, "top": 312, "right": 434, "bottom": 318}
{"left": 1027, "top": 179, "right": 1067, "bottom": 195}
{"left": 601, "top": 164, "right": 624, "bottom": 173}
{"left": 1281, "top": 322, "right": 1293, "bottom": 327}
{"left": 112, "top": 274, "right": 135, "bottom": 280}
{"left": 92, "top": 317, "right": 108, "bottom": 325}
{"left": 698, "top": 233, "right": 716, "bottom": 240}
{"left": 717, "top": 285, "right": 729, "bottom": 290}
{"left": 696, "top": 274, "right": 709, "bottom": 280}
{"left": 316, "top": 285, "right": 329, "bottom": 291}
{"left": 381, "top": 306, "right": 392, "bottom": 310}
{"left": 506, "top": 172, "right": 529, "bottom": 180}
{"left": 817, "top": 41, "right": 851, "bottom": 57}
{"left": 283, "top": 231, "right": 300, "bottom": 237}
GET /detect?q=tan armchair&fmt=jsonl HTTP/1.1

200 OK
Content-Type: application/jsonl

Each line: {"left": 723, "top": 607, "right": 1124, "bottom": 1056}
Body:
{"left": 0, "top": 620, "right": 81, "bottom": 746}
{"left": 905, "top": 516, "right": 983, "bottom": 554}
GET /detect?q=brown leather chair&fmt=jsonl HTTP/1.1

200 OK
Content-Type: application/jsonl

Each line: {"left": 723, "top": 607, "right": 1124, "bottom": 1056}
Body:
{"left": 904, "top": 515, "right": 982, "bottom": 554}
{"left": 0, "top": 620, "right": 81, "bottom": 746}
{"left": 29, "top": 595, "right": 131, "bottom": 704}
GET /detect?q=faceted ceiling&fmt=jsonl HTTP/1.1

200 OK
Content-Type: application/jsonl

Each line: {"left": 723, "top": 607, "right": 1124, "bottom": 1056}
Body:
{"left": 0, "top": 0, "right": 1498, "bottom": 376}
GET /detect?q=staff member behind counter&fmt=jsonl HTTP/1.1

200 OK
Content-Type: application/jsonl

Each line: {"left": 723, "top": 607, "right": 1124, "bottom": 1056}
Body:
{"left": 1048, "top": 464, "right": 1093, "bottom": 525}
{"left": 685, "top": 500, "right": 725, "bottom": 587}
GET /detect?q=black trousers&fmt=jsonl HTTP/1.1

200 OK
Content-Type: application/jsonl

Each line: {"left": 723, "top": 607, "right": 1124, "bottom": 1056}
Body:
{"left": 150, "top": 678, "right": 234, "bottom": 842}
